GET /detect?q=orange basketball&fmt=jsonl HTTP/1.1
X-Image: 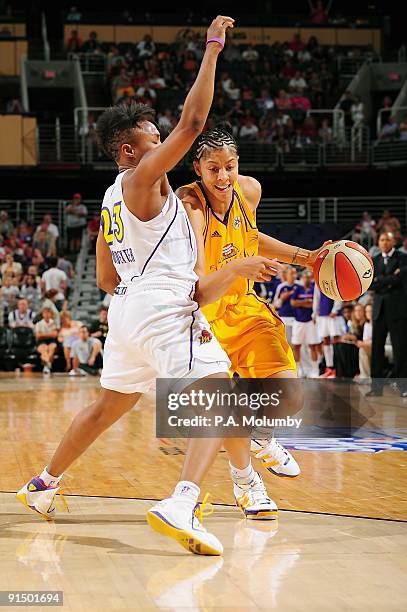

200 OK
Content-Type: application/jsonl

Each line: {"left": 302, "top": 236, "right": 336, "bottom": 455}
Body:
{"left": 313, "top": 240, "right": 374, "bottom": 301}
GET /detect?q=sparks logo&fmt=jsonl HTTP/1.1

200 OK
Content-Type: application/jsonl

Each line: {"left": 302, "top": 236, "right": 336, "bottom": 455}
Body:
{"left": 233, "top": 216, "right": 241, "bottom": 229}
{"left": 200, "top": 329, "right": 213, "bottom": 344}
{"left": 211, "top": 230, "right": 221, "bottom": 237}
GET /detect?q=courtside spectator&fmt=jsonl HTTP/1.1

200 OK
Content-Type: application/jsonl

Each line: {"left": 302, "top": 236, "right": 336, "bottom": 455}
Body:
{"left": 70, "top": 325, "right": 102, "bottom": 376}
{"left": 334, "top": 304, "right": 365, "bottom": 379}
{"left": 35, "top": 307, "right": 59, "bottom": 374}
{"left": 90, "top": 306, "right": 109, "bottom": 346}
{"left": 41, "top": 289, "right": 61, "bottom": 327}
{"left": 8, "top": 298, "right": 35, "bottom": 329}
{"left": 355, "top": 303, "right": 373, "bottom": 382}
{"left": 58, "top": 311, "right": 83, "bottom": 372}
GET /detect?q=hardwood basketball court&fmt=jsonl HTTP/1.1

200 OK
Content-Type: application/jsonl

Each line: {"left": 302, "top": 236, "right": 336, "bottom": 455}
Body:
{"left": 1, "top": 374, "right": 406, "bottom": 610}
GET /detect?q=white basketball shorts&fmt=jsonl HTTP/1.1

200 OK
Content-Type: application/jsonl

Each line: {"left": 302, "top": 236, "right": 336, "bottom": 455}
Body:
{"left": 317, "top": 315, "right": 345, "bottom": 340}
{"left": 100, "top": 284, "right": 230, "bottom": 394}
{"left": 291, "top": 320, "right": 320, "bottom": 345}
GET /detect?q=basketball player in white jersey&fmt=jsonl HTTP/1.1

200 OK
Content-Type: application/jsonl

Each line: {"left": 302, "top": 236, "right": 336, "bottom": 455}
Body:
{"left": 17, "top": 16, "right": 281, "bottom": 556}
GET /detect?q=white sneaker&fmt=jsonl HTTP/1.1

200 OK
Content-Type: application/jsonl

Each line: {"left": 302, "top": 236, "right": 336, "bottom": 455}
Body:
{"left": 147, "top": 496, "right": 223, "bottom": 555}
{"left": 42, "top": 365, "right": 51, "bottom": 374}
{"left": 68, "top": 369, "right": 78, "bottom": 376}
{"left": 234, "top": 472, "right": 278, "bottom": 520}
{"left": 16, "top": 476, "right": 68, "bottom": 521}
{"left": 251, "top": 438, "right": 301, "bottom": 477}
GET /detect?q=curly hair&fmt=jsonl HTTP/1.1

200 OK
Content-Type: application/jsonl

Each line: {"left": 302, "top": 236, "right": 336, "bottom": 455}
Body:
{"left": 96, "top": 102, "right": 156, "bottom": 162}
{"left": 192, "top": 121, "right": 238, "bottom": 161}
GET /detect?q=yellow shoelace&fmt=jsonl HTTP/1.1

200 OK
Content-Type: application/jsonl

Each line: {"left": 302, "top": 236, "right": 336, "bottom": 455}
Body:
{"left": 55, "top": 490, "right": 69, "bottom": 513}
{"left": 194, "top": 492, "right": 214, "bottom": 525}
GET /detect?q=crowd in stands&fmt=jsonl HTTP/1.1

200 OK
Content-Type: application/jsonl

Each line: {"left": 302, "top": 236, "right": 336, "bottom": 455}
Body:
{"left": 1, "top": 197, "right": 404, "bottom": 382}
{"left": 0, "top": 197, "right": 109, "bottom": 375}
{"left": 353, "top": 208, "right": 404, "bottom": 251}
{"left": 67, "top": 29, "right": 365, "bottom": 149}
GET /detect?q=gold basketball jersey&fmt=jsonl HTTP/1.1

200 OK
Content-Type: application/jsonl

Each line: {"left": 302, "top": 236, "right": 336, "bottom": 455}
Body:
{"left": 183, "top": 180, "right": 259, "bottom": 322}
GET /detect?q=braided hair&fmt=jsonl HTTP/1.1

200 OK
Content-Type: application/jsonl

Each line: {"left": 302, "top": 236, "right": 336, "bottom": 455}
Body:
{"left": 193, "top": 122, "right": 238, "bottom": 161}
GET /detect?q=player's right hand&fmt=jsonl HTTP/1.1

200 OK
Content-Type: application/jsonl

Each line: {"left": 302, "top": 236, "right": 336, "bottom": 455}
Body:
{"left": 206, "top": 15, "right": 235, "bottom": 48}
{"left": 233, "top": 256, "right": 284, "bottom": 282}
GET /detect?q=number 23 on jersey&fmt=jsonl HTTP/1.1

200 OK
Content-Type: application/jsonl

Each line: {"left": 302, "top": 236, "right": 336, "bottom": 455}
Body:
{"left": 101, "top": 202, "right": 124, "bottom": 244}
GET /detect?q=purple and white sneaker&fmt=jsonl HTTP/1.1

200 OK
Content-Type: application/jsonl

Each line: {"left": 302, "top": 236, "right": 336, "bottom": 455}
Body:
{"left": 16, "top": 477, "right": 67, "bottom": 520}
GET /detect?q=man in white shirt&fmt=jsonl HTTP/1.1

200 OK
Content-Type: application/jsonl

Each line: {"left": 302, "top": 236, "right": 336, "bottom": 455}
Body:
{"left": 41, "top": 257, "right": 67, "bottom": 311}
{"left": 8, "top": 298, "right": 35, "bottom": 329}
{"left": 36, "top": 214, "right": 59, "bottom": 242}
{"left": 289, "top": 71, "right": 307, "bottom": 90}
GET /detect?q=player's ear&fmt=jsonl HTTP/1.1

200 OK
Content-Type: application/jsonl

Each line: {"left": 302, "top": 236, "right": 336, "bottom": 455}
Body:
{"left": 122, "top": 143, "right": 135, "bottom": 158}
{"left": 193, "top": 160, "right": 201, "bottom": 177}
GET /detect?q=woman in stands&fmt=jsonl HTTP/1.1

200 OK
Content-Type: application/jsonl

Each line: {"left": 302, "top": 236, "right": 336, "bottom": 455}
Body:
{"left": 58, "top": 311, "right": 83, "bottom": 372}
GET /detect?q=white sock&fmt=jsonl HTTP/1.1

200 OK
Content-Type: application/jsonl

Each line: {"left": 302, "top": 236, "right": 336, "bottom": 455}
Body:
{"left": 39, "top": 467, "right": 62, "bottom": 486}
{"left": 173, "top": 480, "right": 200, "bottom": 504}
{"left": 323, "top": 345, "right": 334, "bottom": 369}
{"left": 229, "top": 461, "right": 255, "bottom": 486}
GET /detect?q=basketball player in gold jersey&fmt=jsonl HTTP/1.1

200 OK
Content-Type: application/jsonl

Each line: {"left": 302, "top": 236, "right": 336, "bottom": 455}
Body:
{"left": 177, "top": 123, "right": 325, "bottom": 481}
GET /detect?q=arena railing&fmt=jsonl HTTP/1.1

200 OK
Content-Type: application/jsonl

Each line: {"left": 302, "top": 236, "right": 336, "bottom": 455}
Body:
{"left": 36, "top": 123, "right": 404, "bottom": 169}
{"left": 1, "top": 196, "right": 406, "bottom": 234}
{"left": 67, "top": 52, "right": 107, "bottom": 75}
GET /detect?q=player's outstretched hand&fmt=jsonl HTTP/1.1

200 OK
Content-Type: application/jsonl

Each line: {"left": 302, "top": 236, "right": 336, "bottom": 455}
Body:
{"left": 305, "top": 240, "right": 333, "bottom": 269}
{"left": 232, "top": 256, "right": 284, "bottom": 282}
{"left": 206, "top": 15, "right": 235, "bottom": 49}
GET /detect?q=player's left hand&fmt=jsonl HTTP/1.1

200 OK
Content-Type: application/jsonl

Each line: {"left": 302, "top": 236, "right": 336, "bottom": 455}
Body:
{"left": 305, "top": 240, "right": 333, "bottom": 269}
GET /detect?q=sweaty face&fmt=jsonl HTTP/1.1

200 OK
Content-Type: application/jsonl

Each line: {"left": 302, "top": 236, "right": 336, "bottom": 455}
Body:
{"left": 194, "top": 146, "right": 239, "bottom": 202}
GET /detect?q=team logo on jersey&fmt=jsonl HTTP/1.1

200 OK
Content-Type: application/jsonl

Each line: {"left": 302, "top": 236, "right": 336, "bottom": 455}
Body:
{"left": 211, "top": 230, "right": 222, "bottom": 237}
{"left": 221, "top": 242, "right": 238, "bottom": 261}
{"left": 200, "top": 329, "right": 213, "bottom": 344}
{"left": 233, "top": 216, "right": 242, "bottom": 229}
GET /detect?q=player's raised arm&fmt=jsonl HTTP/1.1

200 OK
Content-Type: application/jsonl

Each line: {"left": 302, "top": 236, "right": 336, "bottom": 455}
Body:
{"left": 135, "top": 16, "right": 234, "bottom": 184}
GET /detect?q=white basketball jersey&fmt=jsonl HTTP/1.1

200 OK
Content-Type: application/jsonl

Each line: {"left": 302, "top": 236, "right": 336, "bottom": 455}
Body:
{"left": 100, "top": 171, "right": 197, "bottom": 290}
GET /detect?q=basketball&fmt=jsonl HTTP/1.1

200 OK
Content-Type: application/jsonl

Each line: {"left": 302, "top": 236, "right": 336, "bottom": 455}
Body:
{"left": 313, "top": 240, "right": 374, "bottom": 301}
